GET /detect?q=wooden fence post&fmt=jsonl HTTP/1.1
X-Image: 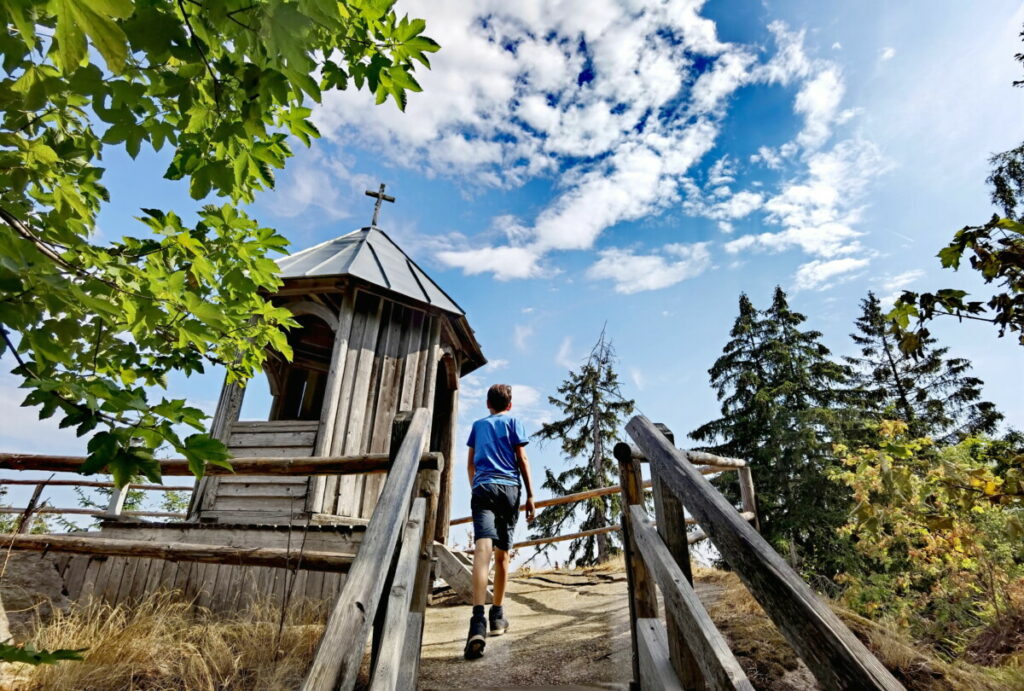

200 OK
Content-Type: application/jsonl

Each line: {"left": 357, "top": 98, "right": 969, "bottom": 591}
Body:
{"left": 15, "top": 481, "right": 47, "bottom": 534}
{"left": 650, "top": 425, "right": 703, "bottom": 690}
{"left": 737, "top": 467, "right": 760, "bottom": 532}
{"left": 615, "top": 441, "right": 658, "bottom": 690}
{"left": 104, "top": 484, "right": 130, "bottom": 520}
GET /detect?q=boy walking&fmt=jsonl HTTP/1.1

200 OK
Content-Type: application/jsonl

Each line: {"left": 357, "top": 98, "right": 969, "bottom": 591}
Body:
{"left": 464, "top": 384, "right": 536, "bottom": 660}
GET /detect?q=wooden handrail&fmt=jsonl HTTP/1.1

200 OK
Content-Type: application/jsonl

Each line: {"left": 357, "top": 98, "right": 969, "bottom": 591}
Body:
{"left": 0, "top": 507, "right": 185, "bottom": 519}
{"left": 0, "top": 479, "right": 194, "bottom": 491}
{"left": 625, "top": 415, "right": 904, "bottom": 691}
{"left": 368, "top": 498, "right": 426, "bottom": 690}
{"left": 617, "top": 442, "right": 747, "bottom": 468}
{"left": 303, "top": 409, "right": 431, "bottom": 691}
{"left": 449, "top": 461, "right": 737, "bottom": 528}
{"left": 629, "top": 505, "right": 752, "bottom": 689}
{"left": 3, "top": 534, "right": 354, "bottom": 572}
{"left": 0, "top": 451, "right": 442, "bottom": 476}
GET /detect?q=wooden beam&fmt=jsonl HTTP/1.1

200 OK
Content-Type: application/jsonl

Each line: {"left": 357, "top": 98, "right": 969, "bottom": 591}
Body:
{"left": 619, "top": 442, "right": 747, "bottom": 469}
{"left": 368, "top": 498, "right": 426, "bottom": 691}
{"left": 737, "top": 466, "right": 760, "bottom": 532}
{"left": 0, "top": 451, "right": 442, "bottom": 476}
{"left": 0, "top": 479, "right": 194, "bottom": 491}
{"left": 436, "top": 541, "right": 491, "bottom": 603}
{"left": 636, "top": 618, "right": 685, "bottom": 691}
{"left": 631, "top": 506, "right": 753, "bottom": 690}
{"left": 303, "top": 408, "right": 429, "bottom": 691}
{"left": 616, "top": 443, "right": 658, "bottom": 689}
{"left": 0, "top": 507, "right": 185, "bottom": 519}
{"left": 626, "top": 416, "right": 904, "bottom": 691}
{"left": 650, "top": 422, "right": 702, "bottom": 690}
{"left": 3, "top": 534, "right": 354, "bottom": 572}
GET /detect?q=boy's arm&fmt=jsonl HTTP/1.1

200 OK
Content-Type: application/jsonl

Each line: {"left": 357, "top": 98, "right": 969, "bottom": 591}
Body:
{"left": 515, "top": 445, "right": 536, "bottom": 523}
{"left": 466, "top": 447, "right": 475, "bottom": 488}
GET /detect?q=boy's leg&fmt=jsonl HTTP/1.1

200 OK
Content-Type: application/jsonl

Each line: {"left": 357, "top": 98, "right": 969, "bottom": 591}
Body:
{"left": 471, "top": 538, "right": 493, "bottom": 606}
{"left": 492, "top": 548, "right": 510, "bottom": 605}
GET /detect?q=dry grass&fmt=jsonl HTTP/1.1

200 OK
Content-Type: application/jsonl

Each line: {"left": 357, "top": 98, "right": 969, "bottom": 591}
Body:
{"left": 3, "top": 592, "right": 326, "bottom": 690}
{"left": 693, "top": 566, "right": 1020, "bottom": 691}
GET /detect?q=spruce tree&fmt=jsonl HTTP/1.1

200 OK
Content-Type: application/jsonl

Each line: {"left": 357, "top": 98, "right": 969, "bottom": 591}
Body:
{"left": 691, "top": 288, "right": 854, "bottom": 575}
{"left": 531, "top": 331, "right": 635, "bottom": 566}
{"left": 847, "top": 292, "right": 1002, "bottom": 444}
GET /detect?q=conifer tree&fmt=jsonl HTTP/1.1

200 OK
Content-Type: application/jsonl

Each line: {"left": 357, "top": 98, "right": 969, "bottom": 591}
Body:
{"left": 691, "top": 288, "right": 854, "bottom": 575}
{"left": 848, "top": 292, "right": 1002, "bottom": 444}
{"left": 531, "top": 331, "right": 635, "bottom": 566}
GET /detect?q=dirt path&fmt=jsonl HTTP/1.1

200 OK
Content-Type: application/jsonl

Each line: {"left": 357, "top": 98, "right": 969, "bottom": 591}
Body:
{"left": 419, "top": 568, "right": 725, "bottom": 690}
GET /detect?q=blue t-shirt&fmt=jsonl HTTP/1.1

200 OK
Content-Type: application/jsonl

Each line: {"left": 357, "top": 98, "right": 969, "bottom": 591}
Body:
{"left": 467, "top": 413, "right": 528, "bottom": 489}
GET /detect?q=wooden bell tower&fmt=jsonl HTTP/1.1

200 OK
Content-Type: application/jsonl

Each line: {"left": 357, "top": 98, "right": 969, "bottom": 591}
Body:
{"left": 188, "top": 225, "right": 485, "bottom": 542}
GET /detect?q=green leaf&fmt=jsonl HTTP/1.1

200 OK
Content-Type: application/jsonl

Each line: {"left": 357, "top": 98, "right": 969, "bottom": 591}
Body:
{"left": 54, "top": 0, "right": 131, "bottom": 74}
{"left": 0, "top": 642, "right": 86, "bottom": 666}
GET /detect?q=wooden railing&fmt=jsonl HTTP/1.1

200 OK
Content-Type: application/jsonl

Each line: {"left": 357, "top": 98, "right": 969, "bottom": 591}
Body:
{"left": 303, "top": 408, "right": 441, "bottom": 691}
{"left": 449, "top": 458, "right": 755, "bottom": 553}
{"left": 618, "top": 415, "right": 904, "bottom": 691}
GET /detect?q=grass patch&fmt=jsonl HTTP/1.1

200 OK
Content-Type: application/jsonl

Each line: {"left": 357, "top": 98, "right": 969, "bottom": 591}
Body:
{"left": 694, "top": 567, "right": 1019, "bottom": 691}
{"left": 4, "top": 592, "right": 326, "bottom": 690}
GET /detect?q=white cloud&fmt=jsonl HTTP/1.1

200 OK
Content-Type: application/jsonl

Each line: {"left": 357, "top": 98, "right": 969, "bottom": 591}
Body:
{"left": 0, "top": 379, "right": 87, "bottom": 456}
{"left": 263, "top": 150, "right": 375, "bottom": 221}
{"left": 878, "top": 269, "right": 924, "bottom": 306}
{"left": 513, "top": 324, "right": 533, "bottom": 352}
{"left": 794, "top": 67, "right": 845, "bottom": 149}
{"left": 555, "top": 337, "right": 578, "bottom": 369}
{"left": 794, "top": 257, "right": 870, "bottom": 290}
{"left": 880, "top": 47, "right": 896, "bottom": 61}
{"left": 725, "top": 139, "right": 887, "bottom": 258}
{"left": 629, "top": 367, "right": 646, "bottom": 391}
{"left": 314, "top": 1, "right": 757, "bottom": 279}
{"left": 587, "top": 242, "right": 712, "bottom": 294}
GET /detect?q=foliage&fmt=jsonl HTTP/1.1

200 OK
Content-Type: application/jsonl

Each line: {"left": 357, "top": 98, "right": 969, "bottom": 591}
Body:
{"left": 832, "top": 422, "right": 1024, "bottom": 649}
{"left": 892, "top": 26, "right": 1024, "bottom": 353}
{"left": 0, "top": 642, "right": 84, "bottom": 666}
{"left": 0, "top": 0, "right": 438, "bottom": 485}
{"left": 531, "top": 330, "right": 635, "bottom": 566}
{"left": 691, "top": 288, "right": 856, "bottom": 576}
{"left": 848, "top": 292, "right": 1002, "bottom": 444}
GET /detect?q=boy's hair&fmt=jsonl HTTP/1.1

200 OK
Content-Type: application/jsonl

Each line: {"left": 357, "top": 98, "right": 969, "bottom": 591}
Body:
{"left": 487, "top": 384, "right": 512, "bottom": 411}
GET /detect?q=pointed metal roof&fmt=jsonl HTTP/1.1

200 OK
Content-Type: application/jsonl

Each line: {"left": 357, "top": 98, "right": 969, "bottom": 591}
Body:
{"left": 277, "top": 227, "right": 465, "bottom": 315}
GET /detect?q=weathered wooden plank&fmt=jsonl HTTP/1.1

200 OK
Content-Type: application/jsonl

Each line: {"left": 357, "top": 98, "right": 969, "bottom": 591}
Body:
{"left": 228, "top": 431, "right": 319, "bottom": 447}
{"left": 310, "top": 290, "right": 357, "bottom": 513}
{"left": 302, "top": 408, "right": 429, "bottom": 691}
{"left": 214, "top": 483, "right": 309, "bottom": 498}
{"left": 435, "top": 541, "right": 491, "bottom": 604}
{"left": 211, "top": 496, "right": 307, "bottom": 513}
{"left": 649, "top": 424, "right": 702, "bottom": 690}
{"left": 0, "top": 452, "right": 440, "bottom": 475}
{"left": 625, "top": 416, "right": 904, "bottom": 691}
{"left": 338, "top": 296, "right": 385, "bottom": 517}
{"left": 0, "top": 478, "right": 194, "bottom": 491}
{"left": 361, "top": 305, "right": 406, "bottom": 517}
{"left": 192, "top": 379, "right": 245, "bottom": 517}
{"left": 63, "top": 555, "right": 91, "bottom": 600}
{"left": 232, "top": 420, "right": 322, "bottom": 432}
{"left": 225, "top": 446, "right": 316, "bottom": 459}
{"left": 368, "top": 498, "right": 426, "bottom": 691}
{"left": 631, "top": 506, "right": 753, "bottom": 690}
{"left": 4, "top": 534, "right": 356, "bottom": 572}
{"left": 637, "top": 618, "right": 685, "bottom": 691}
{"left": 326, "top": 293, "right": 374, "bottom": 514}
{"left": 450, "top": 480, "right": 656, "bottom": 526}
{"left": 616, "top": 443, "right": 658, "bottom": 688}
{"left": 737, "top": 466, "right": 760, "bottom": 532}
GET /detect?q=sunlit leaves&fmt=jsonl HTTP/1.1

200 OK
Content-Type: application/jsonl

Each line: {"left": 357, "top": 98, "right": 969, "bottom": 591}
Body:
{"left": 0, "top": 642, "right": 86, "bottom": 666}
{"left": 1, "top": 1, "right": 435, "bottom": 484}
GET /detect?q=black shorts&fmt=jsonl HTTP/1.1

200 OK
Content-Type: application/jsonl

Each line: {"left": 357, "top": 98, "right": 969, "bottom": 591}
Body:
{"left": 471, "top": 483, "right": 520, "bottom": 552}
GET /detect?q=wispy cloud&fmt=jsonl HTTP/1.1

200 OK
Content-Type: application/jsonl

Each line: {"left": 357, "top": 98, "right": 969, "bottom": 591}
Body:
{"left": 587, "top": 243, "right": 711, "bottom": 294}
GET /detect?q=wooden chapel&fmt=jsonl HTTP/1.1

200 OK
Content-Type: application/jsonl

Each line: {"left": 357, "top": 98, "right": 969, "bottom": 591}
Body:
{"left": 189, "top": 223, "right": 486, "bottom": 541}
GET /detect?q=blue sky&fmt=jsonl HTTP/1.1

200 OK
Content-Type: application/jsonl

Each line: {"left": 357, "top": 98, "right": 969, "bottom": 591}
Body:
{"left": 3, "top": 1, "right": 1023, "bottom": 554}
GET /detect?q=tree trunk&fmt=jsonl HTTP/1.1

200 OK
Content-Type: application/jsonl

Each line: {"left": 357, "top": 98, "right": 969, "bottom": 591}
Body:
{"left": 591, "top": 387, "right": 610, "bottom": 563}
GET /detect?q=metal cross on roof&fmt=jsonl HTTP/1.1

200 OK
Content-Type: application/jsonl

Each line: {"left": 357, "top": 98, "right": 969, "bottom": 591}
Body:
{"left": 365, "top": 183, "right": 395, "bottom": 227}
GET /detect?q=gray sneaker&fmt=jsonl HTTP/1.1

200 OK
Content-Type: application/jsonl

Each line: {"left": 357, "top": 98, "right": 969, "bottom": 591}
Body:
{"left": 489, "top": 607, "right": 509, "bottom": 636}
